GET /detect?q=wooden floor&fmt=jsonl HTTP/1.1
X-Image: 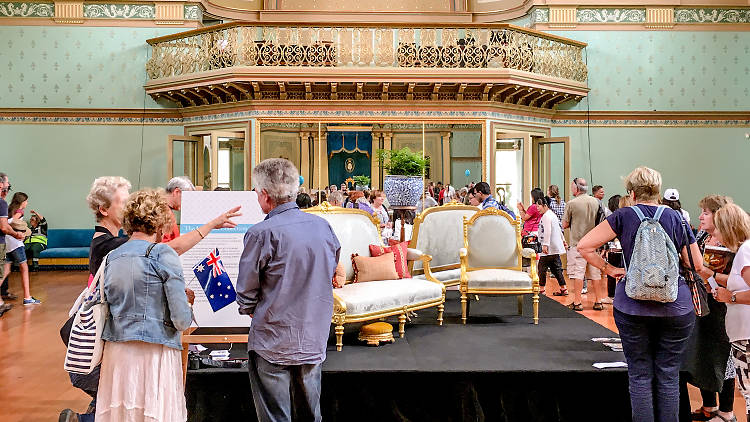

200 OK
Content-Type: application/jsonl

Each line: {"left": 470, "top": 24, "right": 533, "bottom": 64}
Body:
{"left": 0, "top": 270, "right": 746, "bottom": 421}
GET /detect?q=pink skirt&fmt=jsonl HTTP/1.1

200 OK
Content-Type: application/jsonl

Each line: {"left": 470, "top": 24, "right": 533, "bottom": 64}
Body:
{"left": 95, "top": 340, "right": 187, "bottom": 422}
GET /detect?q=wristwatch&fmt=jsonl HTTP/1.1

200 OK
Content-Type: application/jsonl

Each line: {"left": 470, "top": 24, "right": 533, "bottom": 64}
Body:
{"left": 731, "top": 293, "right": 737, "bottom": 303}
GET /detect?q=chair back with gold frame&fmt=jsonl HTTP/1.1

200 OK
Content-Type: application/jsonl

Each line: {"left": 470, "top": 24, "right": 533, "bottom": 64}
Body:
{"left": 463, "top": 208, "right": 523, "bottom": 271}
{"left": 305, "top": 202, "right": 382, "bottom": 281}
{"left": 409, "top": 202, "right": 478, "bottom": 275}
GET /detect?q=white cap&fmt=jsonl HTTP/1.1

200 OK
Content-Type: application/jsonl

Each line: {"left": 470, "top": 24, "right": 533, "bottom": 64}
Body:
{"left": 663, "top": 188, "right": 679, "bottom": 201}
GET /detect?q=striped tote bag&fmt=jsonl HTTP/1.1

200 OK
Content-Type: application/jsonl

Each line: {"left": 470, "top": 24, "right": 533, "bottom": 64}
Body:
{"left": 63, "top": 253, "right": 110, "bottom": 374}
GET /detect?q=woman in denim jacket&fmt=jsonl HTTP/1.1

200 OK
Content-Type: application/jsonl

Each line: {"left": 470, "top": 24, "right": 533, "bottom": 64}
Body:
{"left": 95, "top": 189, "right": 194, "bottom": 422}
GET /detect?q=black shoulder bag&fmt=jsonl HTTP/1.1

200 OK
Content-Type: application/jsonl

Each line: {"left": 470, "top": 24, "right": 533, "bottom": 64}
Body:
{"left": 683, "top": 223, "right": 709, "bottom": 317}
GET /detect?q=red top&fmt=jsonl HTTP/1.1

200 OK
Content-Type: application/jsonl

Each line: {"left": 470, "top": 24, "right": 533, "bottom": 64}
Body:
{"left": 522, "top": 204, "right": 543, "bottom": 234}
{"left": 161, "top": 211, "right": 180, "bottom": 243}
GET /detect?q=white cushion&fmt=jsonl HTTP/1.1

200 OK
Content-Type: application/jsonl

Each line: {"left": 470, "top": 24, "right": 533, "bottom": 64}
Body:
{"left": 311, "top": 212, "right": 381, "bottom": 281}
{"left": 413, "top": 268, "right": 462, "bottom": 284}
{"left": 466, "top": 214, "right": 519, "bottom": 268}
{"left": 466, "top": 269, "right": 532, "bottom": 290}
{"left": 335, "top": 278, "right": 443, "bottom": 316}
{"left": 412, "top": 208, "right": 477, "bottom": 272}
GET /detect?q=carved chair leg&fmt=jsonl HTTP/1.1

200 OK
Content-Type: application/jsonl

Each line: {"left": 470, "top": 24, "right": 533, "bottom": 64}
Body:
{"left": 398, "top": 314, "right": 406, "bottom": 338}
{"left": 335, "top": 324, "right": 344, "bottom": 351}
{"left": 437, "top": 303, "right": 444, "bottom": 326}
{"left": 517, "top": 295, "right": 523, "bottom": 315}
{"left": 461, "top": 293, "right": 468, "bottom": 324}
{"left": 533, "top": 292, "right": 540, "bottom": 325}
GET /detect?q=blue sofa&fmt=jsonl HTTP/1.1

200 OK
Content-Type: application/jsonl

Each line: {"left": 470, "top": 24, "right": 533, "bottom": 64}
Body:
{"left": 38, "top": 229, "right": 95, "bottom": 270}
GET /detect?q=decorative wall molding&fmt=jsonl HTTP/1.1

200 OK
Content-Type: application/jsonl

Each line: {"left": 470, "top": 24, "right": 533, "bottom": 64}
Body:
{"left": 674, "top": 8, "right": 750, "bottom": 24}
{"left": 548, "top": 6, "right": 576, "bottom": 28}
{"left": 2, "top": 107, "right": 748, "bottom": 128}
{"left": 83, "top": 3, "right": 155, "bottom": 19}
{"left": 645, "top": 7, "right": 673, "bottom": 29}
{"left": 0, "top": 2, "right": 53, "bottom": 17}
{"left": 54, "top": 1, "right": 83, "bottom": 23}
{"left": 0, "top": 1, "right": 202, "bottom": 22}
{"left": 577, "top": 8, "right": 644, "bottom": 24}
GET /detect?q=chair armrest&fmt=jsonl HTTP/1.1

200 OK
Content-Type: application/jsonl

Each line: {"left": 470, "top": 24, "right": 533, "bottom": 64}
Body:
{"left": 332, "top": 292, "right": 347, "bottom": 316}
{"left": 459, "top": 248, "right": 469, "bottom": 290}
{"left": 406, "top": 248, "right": 424, "bottom": 261}
{"left": 415, "top": 254, "right": 443, "bottom": 291}
{"left": 521, "top": 248, "right": 537, "bottom": 259}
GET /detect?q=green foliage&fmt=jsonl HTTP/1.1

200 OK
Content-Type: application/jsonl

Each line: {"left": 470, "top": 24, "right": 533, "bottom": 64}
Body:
{"left": 353, "top": 175, "right": 371, "bottom": 187}
{"left": 377, "top": 147, "right": 429, "bottom": 176}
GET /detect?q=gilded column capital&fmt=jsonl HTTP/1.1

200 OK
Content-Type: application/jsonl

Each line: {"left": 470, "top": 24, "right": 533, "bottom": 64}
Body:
{"left": 645, "top": 7, "right": 674, "bottom": 29}
{"left": 54, "top": 1, "right": 83, "bottom": 24}
{"left": 156, "top": 2, "right": 185, "bottom": 25}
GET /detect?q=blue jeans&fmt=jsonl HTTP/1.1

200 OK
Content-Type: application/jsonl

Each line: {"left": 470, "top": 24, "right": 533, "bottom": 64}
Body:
{"left": 247, "top": 351, "right": 322, "bottom": 422}
{"left": 614, "top": 308, "right": 695, "bottom": 422}
{"left": 69, "top": 366, "right": 99, "bottom": 421}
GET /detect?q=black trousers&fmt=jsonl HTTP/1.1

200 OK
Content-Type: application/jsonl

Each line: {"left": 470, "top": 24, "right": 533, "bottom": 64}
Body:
{"left": 538, "top": 254, "right": 566, "bottom": 288}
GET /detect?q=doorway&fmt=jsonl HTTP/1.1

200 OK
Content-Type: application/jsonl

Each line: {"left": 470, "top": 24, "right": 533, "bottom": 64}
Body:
{"left": 168, "top": 129, "right": 249, "bottom": 190}
{"left": 532, "top": 137, "right": 571, "bottom": 201}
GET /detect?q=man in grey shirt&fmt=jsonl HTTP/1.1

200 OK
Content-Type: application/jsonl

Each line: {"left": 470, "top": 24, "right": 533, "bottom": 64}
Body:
{"left": 236, "top": 158, "right": 340, "bottom": 422}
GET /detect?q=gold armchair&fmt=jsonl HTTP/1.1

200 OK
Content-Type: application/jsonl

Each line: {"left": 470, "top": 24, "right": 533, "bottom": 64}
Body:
{"left": 459, "top": 208, "right": 540, "bottom": 324}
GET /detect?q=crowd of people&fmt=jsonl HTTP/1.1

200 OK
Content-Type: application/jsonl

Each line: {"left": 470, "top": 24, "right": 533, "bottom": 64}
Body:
{"left": 1, "top": 159, "right": 747, "bottom": 422}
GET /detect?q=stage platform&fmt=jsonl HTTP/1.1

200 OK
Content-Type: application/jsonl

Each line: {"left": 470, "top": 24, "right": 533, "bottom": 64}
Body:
{"left": 186, "top": 291, "right": 631, "bottom": 421}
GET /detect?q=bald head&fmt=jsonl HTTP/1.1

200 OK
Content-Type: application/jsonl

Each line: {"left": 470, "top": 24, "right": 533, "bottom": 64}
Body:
{"left": 572, "top": 177, "right": 588, "bottom": 196}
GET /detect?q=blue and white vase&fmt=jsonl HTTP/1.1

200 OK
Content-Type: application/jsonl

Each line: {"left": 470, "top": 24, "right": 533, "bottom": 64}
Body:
{"left": 383, "top": 175, "right": 423, "bottom": 207}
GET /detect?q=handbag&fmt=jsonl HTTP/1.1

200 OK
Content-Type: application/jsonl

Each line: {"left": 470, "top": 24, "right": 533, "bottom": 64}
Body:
{"left": 683, "top": 223, "right": 709, "bottom": 317}
{"left": 63, "top": 252, "right": 111, "bottom": 374}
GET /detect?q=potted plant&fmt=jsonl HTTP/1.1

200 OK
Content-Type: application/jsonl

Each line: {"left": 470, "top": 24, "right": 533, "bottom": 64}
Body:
{"left": 353, "top": 175, "right": 371, "bottom": 191}
{"left": 377, "top": 147, "right": 429, "bottom": 207}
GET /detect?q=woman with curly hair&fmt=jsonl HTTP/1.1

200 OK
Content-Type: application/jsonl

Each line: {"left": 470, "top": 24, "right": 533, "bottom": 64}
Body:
{"left": 95, "top": 188, "right": 194, "bottom": 422}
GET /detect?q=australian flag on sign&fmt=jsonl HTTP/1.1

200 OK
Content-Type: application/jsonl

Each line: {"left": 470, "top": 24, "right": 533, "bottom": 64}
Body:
{"left": 193, "top": 248, "right": 236, "bottom": 312}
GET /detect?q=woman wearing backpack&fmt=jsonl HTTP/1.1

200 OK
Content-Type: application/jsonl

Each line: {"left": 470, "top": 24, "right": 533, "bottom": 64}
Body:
{"left": 577, "top": 166, "right": 706, "bottom": 422}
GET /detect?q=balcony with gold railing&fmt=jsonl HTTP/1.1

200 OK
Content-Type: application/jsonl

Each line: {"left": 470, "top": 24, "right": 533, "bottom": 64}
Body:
{"left": 145, "top": 23, "right": 588, "bottom": 109}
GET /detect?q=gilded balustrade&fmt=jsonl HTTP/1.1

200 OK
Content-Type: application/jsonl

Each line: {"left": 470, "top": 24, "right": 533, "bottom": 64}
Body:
{"left": 145, "top": 24, "right": 587, "bottom": 83}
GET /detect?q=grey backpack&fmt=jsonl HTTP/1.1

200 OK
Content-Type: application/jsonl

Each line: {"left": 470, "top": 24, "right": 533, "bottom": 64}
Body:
{"left": 624, "top": 205, "right": 680, "bottom": 303}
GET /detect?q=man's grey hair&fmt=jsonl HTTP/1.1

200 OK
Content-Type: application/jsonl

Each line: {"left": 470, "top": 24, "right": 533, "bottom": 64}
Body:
{"left": 573, "top": 177, "right": 588, "bottom": 194}
{"left": 166, "top": 176, "right": 195, "bottom": 193}
{"left": 253, "top": 158, "right": 299, "bottom": 204}
{"left": 328, "top": 191, "right": 344, "bottom": 206}
{"left": 0, "top": 172, "right": 7, "bottom": 182}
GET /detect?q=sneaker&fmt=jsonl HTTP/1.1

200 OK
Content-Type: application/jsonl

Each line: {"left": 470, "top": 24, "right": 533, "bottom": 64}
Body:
{"left": 581, "top": 287, "right": 588, "bottom": 294}
{"left": 23, "top": 297, "right": 41, "bottom": 306}
{"left": 0, "top": 303, "right": 12, "bottom": 316}
{"left": 593, "top": 302, "right": 604, "bottom": 311}
{"left": 1, "top": 292, "right": 17, "bottom": 300}
{"left": 601, "top": 297, "right": 614, "bottom": 304}
{"left": 59, "top": 409, "right": 79, "bottom": 422}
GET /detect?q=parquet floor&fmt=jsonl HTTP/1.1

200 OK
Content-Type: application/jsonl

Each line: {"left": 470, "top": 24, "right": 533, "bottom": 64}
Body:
{"left": 0, "top": 270, "right": 745, "bottom": 421}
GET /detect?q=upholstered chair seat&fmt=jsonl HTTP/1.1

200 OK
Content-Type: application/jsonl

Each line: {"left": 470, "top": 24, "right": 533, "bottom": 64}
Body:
{"left": 335, "top": 279, "right": 444, "bottom": 316}
{"left": 305, "top": 202, "right": 446, "bottom": 351}
{"left": 413, "top": 268, "right": 462, "bottom": 284}
{"left": 465, "top": 268, "right": 532, "bottom": 290}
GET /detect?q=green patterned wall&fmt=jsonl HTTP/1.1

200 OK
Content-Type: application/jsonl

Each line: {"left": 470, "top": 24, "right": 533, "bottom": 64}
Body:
{"left": 551, "top": 31, "right": 750, "bottom": 111}
{"left": 1, "top": 25, "right": 186, "bottom": 108}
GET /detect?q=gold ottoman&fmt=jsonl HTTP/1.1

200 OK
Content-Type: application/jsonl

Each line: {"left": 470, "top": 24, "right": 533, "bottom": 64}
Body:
{"left": 358, "top": 322, "right": 395, "bottom": 346}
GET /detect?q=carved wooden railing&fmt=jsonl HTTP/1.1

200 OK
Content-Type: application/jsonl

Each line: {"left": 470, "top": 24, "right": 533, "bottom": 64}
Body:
{"left": 146, "top": 23, "right": 587, "bottom": 83}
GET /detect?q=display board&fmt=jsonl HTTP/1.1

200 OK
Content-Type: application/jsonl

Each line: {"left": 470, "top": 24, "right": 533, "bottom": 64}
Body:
{"left": 179, "top": 191, "right": 265, "bottom": 327}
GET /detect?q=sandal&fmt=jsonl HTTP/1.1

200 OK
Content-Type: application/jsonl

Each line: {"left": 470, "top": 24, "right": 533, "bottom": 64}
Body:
{"left": 593, "top": 302, "right": 604, "bottom": 311}
{"left": 691, "top": 407, "right": 717, "bottom": 421}
{"left": 553, "top": 290, "right": 569, "bottom": 296}
{"left": 707, "top": 414, "right": 737, "bottom": 422}
{"left": 566, "top": 303, "right": 583, "bottom": 311}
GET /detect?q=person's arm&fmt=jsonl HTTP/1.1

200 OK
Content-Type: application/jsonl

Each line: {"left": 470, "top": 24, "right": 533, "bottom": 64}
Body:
{"left": 561, "top": 206, "right": 571, "bottom": 230}
{"left": 0, "top": 217, "right": 23, "bottom": 240}
{"left": 519, "top": 204, "right": 533, "bottom": 221}
{"left": 577, "top": 221, "right": 623, "bottom": 279}
{"left": 158, "top": 247, "right": 194, "bottom": 331}
{"left": 235, "top": 230, "right": 270, "bottom": 317}
{"left": 167, "top": 206, "right": 241, "bottom": 256}
{"left": 714, "top": 266, "right": 750, "bottom": 304}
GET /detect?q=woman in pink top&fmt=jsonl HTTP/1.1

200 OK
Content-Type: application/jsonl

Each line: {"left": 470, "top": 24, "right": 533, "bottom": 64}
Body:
{"left": 518, "top": 188, "right": 545, "bottom": 236}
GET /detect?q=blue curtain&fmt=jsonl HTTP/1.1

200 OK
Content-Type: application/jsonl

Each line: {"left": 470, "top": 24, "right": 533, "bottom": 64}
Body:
{"left": 327, "top": 131, "right": 372, "bottom": 188}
